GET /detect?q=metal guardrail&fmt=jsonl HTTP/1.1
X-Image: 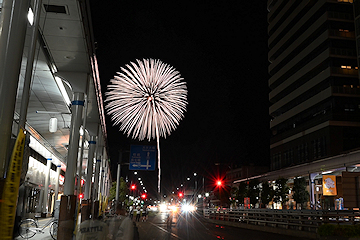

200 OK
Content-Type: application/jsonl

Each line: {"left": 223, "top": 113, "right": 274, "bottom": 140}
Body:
{"left": 204, "top": 208, "right": 360, "bottom": 232}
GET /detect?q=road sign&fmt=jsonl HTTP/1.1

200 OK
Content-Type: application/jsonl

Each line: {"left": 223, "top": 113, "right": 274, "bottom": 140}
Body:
{"left": 129, "top": 145, "right": 156, "bottom": 171}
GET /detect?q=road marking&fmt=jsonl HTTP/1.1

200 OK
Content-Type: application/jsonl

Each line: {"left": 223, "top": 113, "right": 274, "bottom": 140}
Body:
{"left": 148, "top": 222, "right": 183, "bottom": 239}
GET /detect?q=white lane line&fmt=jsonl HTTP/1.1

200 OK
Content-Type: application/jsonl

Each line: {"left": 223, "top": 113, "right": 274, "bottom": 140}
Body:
{"left": 148, "top": 222, "right": 183, "bottom": 239}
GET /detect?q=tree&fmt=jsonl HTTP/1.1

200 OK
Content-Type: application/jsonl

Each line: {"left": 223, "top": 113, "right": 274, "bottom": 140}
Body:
{"left": 109, "top": 177, "right": 128, "bottom": 203}
{"left": 247, "top": 179, "right": 260, "bottom": 206}
{"left": 273, "top": 178, "right": 289, "bottom": 208}
{"left": 230, "top": 187, "right": 238, "bottom": 208}
{"left": 292, "top": 177, "right": 310, "bottom": 209}
{"left": 235, "top": 182, "right": 248, "bottom": 204}
{"left": 260, "top": 181, "right": 274, "bottom": 208}
{"left": 214, "top": 185, "right": 231, "bottom": 207}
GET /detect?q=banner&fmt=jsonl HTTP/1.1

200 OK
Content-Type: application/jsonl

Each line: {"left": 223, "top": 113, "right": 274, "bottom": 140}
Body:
{"left": 323, "top": 175, "right": 337, "bottom": 196}
{"left": 0, "top": 130, "right": 25, "bottom": 239}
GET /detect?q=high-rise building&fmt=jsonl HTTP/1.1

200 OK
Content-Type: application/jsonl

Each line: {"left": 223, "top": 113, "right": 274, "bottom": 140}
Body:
{"left": 268, "top": 0, "right": 360, "bottom": 171}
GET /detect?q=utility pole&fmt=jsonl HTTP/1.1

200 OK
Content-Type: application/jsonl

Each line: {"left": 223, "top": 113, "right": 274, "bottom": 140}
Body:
{"left": 115, "top": 150, "right": 122, "bottom": 209}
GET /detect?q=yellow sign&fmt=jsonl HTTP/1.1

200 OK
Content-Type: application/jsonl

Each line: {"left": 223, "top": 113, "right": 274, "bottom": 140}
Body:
{"left": 0, "top": 130, "right": 25, "bottom": 239}
{"left": 323, "top": 175, "right": 337, "bottom": 196}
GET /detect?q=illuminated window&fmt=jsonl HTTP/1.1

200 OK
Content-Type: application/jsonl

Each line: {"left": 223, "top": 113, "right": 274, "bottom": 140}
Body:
{"left": 341, "top": 65, "right": 352, "bottom": 69}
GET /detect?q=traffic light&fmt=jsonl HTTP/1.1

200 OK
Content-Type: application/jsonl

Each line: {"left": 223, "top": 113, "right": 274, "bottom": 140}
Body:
{"left": 178, "top": 192, "right": 184, "bottom": 198}
{"left": 79, "top": 193, "right": 84, "bottom": 199}
{"left": 216, "top": 180, "right": 223, "bottom": 187}
{"left": 130, "top": 184, "right": 136, "bottom": 190}
{"left": 141, "top": 193, "right": 147, "bottom": 199}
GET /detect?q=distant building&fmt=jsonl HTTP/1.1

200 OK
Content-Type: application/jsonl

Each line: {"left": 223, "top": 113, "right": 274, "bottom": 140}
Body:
{"left": 269, "top": 0, "right": 360, "bottom": 170}
{"left": 232, "top": 1, "right": 360, "bottom": 210}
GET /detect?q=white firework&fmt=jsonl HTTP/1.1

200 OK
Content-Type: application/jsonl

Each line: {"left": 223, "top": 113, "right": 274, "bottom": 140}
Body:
{"left": 105, "top": 58, "right": 188, "bottom": 193}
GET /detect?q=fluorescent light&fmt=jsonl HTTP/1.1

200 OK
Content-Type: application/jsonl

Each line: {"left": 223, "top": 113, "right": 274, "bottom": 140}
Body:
{"left": 27, "top": 8, "right": 34, "bottom": 25}
{"left": 55, "top": 76, "right": 71, "bottom": 106}
{"left": 322, "top": 170, "right": 333, "bottom": 175}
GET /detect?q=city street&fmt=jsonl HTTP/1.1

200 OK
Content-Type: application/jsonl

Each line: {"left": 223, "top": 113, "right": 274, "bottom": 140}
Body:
{"left": 136, "top": 212, "right": 309, "bottom": 240}
{"left": 13, "top": 211, "right": 310, "bottom": 240}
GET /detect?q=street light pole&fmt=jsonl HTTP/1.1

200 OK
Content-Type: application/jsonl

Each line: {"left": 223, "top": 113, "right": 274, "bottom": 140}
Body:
{"left": 115, "top": 151, "right": 122, "bottom": 208}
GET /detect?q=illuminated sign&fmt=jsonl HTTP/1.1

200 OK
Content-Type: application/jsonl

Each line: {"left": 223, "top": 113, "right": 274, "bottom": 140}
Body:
{"left": 59, "top": 175, "right": 65, "bottom": 185}
{"left": 129, "top": 145, "right": 156, "bottom": 171}
{"left": 323, "top": 175, "right": 337, "bottom": 196}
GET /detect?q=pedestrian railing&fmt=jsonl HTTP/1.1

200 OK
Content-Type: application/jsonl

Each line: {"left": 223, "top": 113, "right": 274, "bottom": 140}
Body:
{"left": 204, "top": 208, "right": 360, "bottom": 232}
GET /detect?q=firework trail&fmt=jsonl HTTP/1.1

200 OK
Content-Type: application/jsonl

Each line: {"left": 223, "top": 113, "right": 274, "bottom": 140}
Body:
{"left": 105, "top": 59, "right": 188, "bottom": 193}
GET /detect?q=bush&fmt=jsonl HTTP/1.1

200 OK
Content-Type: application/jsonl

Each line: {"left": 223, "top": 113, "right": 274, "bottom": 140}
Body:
{"left": 318, "top": 224, "right": 360, "bottom": 237}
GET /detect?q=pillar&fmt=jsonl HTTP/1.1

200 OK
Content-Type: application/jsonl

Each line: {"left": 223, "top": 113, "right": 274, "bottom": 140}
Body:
{"left": 63, "top": 92, "right": 84, "bottom": 195}
{"left": 59, "top": 92, "right": 84, "bottom": 239}
{"left": 94, "top": 158, "right": 101, "bottom": 201}
{"left": 85, "top": 136, "right": 96, "bottom": 200}
{"left": 54, "top": 165, "right": 61, "bottom": 202}
{"left": 0, "top": 0, "right": 29, "bottom": 179}
{"left": 18, "top": 0, "right": 42, "bottom": 132}
{"left": 309, "top": 173, "right": 317, "bottom": 209}
{"left": 43, "top": 158, "right": 52, "bottom": 216}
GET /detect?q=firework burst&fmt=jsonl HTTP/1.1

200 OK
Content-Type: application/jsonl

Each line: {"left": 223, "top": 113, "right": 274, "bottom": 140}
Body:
{"left": 105, "top": 58, "right": 188, "bottom": 193}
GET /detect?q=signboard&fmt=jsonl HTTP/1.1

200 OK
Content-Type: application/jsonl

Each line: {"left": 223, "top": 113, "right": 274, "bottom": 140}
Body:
{"left": 0, "top": 130, "right": 25, "bottom": 239}
{"left": 129, "top": 145, "right": 156, "bottom": 171}
{"left": 323, "top": 175, "right": 337, "bottom": 196}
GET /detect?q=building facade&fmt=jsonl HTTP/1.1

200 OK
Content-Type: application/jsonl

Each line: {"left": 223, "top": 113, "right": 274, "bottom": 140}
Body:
{"left": 268, "top": 0, "right": 360, "bottom": 171}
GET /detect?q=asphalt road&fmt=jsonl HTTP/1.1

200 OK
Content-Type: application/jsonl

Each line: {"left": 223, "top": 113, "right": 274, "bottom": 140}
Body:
{"left": 14, "top": 211, "right": 309, "bottom": 240}
{"left": 136, "top": 211, "right": 309, "bottom": 240}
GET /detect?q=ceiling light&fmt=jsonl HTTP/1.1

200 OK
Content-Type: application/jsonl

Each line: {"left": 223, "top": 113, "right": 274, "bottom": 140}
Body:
{"left": 27, "top": 8, "right": 34, "bottom": 25}
{"left": 55, "top": 76, "right": 71, "bottom": 106}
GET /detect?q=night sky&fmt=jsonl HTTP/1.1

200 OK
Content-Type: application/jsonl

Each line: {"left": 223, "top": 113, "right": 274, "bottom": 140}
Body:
{"left": 90, "top": 1, "right": 270, "bottom": 199}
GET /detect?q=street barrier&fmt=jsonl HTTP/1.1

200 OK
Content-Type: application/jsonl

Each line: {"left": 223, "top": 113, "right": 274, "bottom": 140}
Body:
{"left": 204, "top": 208, "right": 360, "bottom": 232}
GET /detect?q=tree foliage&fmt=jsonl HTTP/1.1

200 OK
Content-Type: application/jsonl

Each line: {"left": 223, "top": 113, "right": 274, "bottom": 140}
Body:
{"left": 273, "top": 177, "right": 289, "bottom": 207}
{"left": 247, "top": 179, "right": 260, "bottom": 206}
{"left": 260, "top": 181, "right": 274, "bottom": 208}
{"left": 236, "top": 182, "right": 248, "bottom": 204}
{"left": 292, "top": 177, "right": 309, "bottom": 208}
{"left": 214, "top": 185, "right": 231, "bottom": 206}
{"left": 233, "top": 180, "right": 261, "bottom": 207}
{"left": 109, "top": 177, "right": 128, "bottom": 203}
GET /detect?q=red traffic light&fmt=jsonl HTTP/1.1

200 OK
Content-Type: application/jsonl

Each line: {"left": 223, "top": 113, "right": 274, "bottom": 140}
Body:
{"left": 79, "top": 193, "right": 84, "bottom": 199}
{"left": 216, "top": 180, "right": 223, "bottom": 187}
{"left": 130, "top": 184, "right": 136, "bottom": 190}
{"left": 178, "top": 192, "right": 184, "bottom": 198}
{"left": 141, "top": 193, "right": 147, "bottom": 199}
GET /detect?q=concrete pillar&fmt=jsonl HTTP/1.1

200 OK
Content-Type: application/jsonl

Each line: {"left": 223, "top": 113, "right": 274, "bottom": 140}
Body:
{"left": 101, "top": 163, "right": 106, "bottom": 196}
{"left": 0, "top": 0, "right": 29, "bottom": 179}
{"left": 58, "top": 93, "right": 84, "bottom": 239}
{"left": 54, "top": 165, "right": 61, "bottom": 202}
{"left": 309, "top": 173, "right": 317, "bottom": 209}
{"left": 63, "top": 92, "right": 84, "bottom": 196}
{"left": 18, "top": 0, "right": 42, "bottom": 132}
{"left": 43, "top": 158, "right": 52, "bottom": 215}
{"left": 85, "top": 136, "right": 96, "bottom": 200}
{"left": 94, "top": 158, "right": 101, "bottom": 201}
